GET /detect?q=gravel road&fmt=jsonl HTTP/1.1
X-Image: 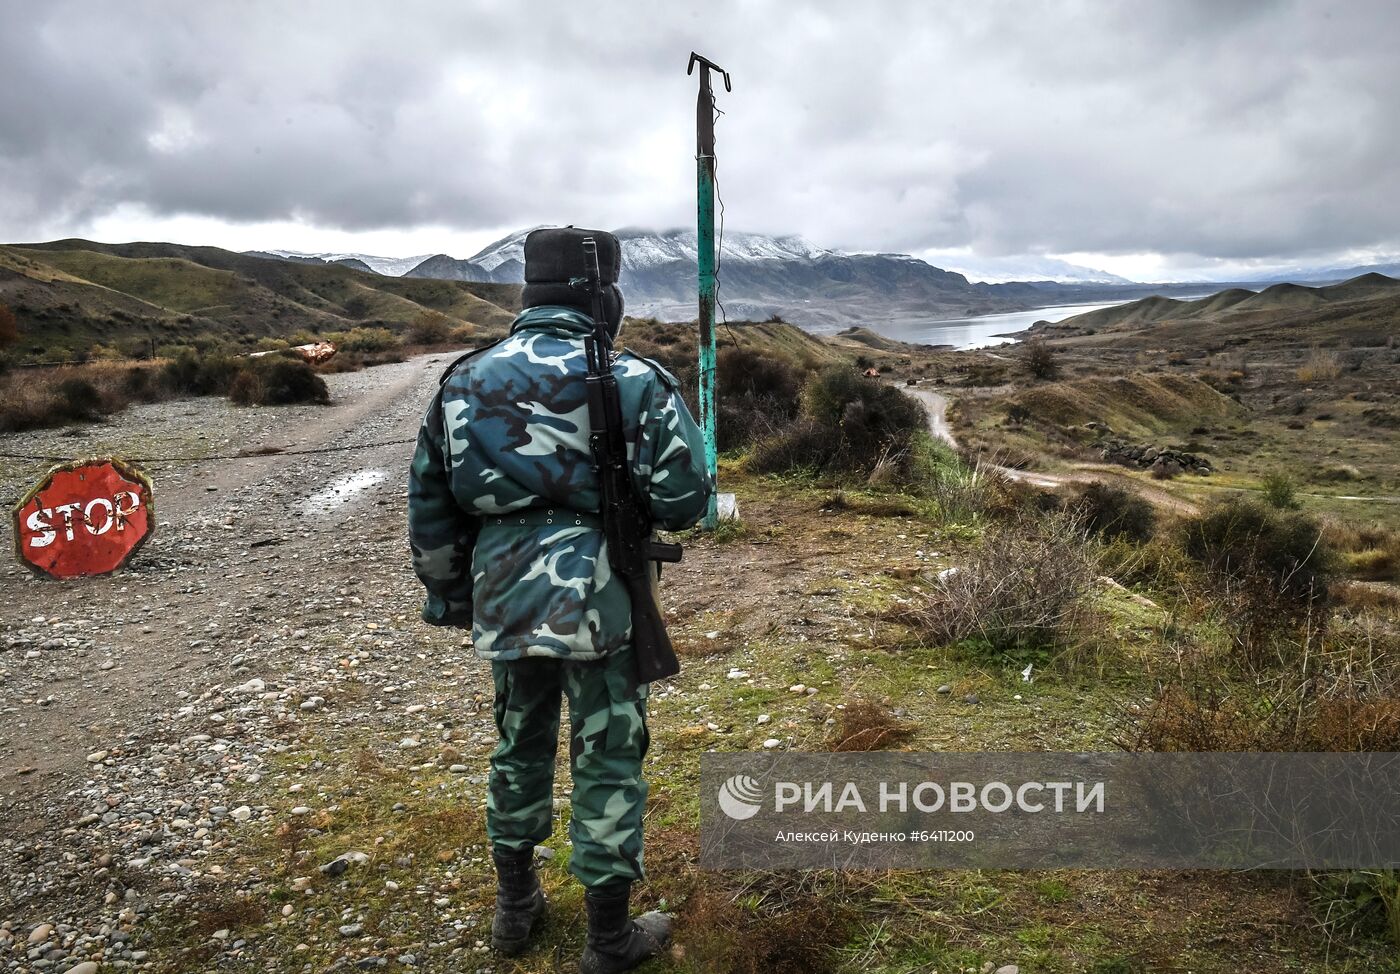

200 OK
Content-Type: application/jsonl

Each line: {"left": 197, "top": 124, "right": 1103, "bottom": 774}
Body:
{"left": 0, "top": 353, "right": 491, "bottom": 968}
{"left": 2, "top": 353, "right": 450, "bottom": 792}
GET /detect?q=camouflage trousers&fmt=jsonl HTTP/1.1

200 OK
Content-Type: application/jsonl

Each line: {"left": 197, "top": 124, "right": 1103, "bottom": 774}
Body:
{"left": 486, "top": 647, "right": 650, "bottom": 888}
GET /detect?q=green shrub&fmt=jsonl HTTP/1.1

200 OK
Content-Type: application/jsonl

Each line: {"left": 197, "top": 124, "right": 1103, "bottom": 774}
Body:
{"left": 1182, "top": 497, "right": 1334, "bottom": 600}
{"left": 1261, "top": 471, "right": 1300, "bottom": 509}
{"left": 753, "top": 366, "right": 923, "bottom": 478}
{"left": 332, "top": 326, "right": 400, "bottom": 353}
{"left": 1074, "top": 481, "right": 1156, "bottom": 543}
{"left": 407, "top": 310, "right": 455, "bottom": 345}
{"left": 55, "top": 377, "right": 104, "bottom": 422}
{"left": 1181, "top": 497, "right": 1337, "bottom": 665}
{"left": 715, "top": 345, "right": 804, "bottom": 451}
{"left": 161, "top": 350, "right": 243, "bottom": 396}
{"left": 228, "top": 357, "right": 330, "bottom": 406}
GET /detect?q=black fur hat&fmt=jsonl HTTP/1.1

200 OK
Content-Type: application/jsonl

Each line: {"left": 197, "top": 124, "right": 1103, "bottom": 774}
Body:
{"left": 522, "top": 227, "right": 625, "bottom": 335}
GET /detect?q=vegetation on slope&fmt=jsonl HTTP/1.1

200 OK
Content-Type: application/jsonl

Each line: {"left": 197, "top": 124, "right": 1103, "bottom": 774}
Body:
{"left": 0, "top": 238, "right": 521, "bottom": 364}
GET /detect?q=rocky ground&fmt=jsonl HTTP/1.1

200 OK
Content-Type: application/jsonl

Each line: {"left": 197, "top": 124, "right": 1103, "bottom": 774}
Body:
{"left": 0, "top": 353, "right": 501, "bottom": 970}
{"left": 2, "top": 353, "right": 1393, "bottom": 973}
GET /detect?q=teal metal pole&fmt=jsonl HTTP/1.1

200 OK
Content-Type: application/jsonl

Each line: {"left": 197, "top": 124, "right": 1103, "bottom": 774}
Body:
{"left": 689, "top": 52, "right": 729, "bottom": 530}
{"left": 697, "top": 151, "right": 719, "bottom": 530}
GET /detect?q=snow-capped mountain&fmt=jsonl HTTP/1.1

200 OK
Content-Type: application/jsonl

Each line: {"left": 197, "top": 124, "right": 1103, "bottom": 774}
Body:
{"left": 616, "top": 228, "right": 835, "bottom": 267}
{"left": 259, "top": 250, "right": 433, "bottom": 277}
{"left": 398, "top": 227, "right": 1175, "bottom": 327}
{"left": 426, "top": 226, "right": 836, "bottom": 281}
{"left": 253, "top": 229, "right": 1178, "bottom": 328}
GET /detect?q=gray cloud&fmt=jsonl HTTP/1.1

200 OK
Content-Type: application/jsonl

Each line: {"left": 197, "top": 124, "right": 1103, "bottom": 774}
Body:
{"left": 1, "top": 0, "right": 1398, "bottom": 271}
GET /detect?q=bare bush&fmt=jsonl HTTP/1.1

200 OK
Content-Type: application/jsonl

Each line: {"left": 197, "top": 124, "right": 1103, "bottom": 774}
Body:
{"left": 1022, "top": 341, "right": 1060, "bottom": 380}
{"left": 1296, "top": 346, "right": 1342, "bottom": 383}
{"left": 897, "top": 511, "right": 1099, "bottom": 654}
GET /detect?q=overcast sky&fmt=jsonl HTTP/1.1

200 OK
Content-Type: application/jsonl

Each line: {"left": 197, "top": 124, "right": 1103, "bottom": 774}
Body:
{"left": 2, "top": 1, "right": 1398, "bottom": 282}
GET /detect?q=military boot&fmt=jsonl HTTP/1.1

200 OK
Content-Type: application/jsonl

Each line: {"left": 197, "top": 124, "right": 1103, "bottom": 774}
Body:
{"left": 579, "top": 881, "right": 672, "bottom": 974}
{"left": 491, "top": 848, "right": 547, "bottom": 955}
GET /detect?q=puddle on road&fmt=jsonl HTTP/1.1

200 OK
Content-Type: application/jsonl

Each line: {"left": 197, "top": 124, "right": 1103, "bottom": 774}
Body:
{"left": 302, "top": 469, "right": 390, "bottom": 517}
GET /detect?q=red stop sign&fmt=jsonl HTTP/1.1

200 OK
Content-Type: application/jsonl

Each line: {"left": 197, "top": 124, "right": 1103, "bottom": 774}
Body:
{"left": 12, "top": 458, "right": 155, "bottom": 579}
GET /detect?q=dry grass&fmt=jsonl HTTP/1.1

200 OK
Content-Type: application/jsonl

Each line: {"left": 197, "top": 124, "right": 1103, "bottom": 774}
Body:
{"left": 149, "top": 888, "right": 268, "bottom": 970}
{"left": 678, "top": 885, "right": 856, "bottom": 974}
{"left": 0, "top": 351, "right": 329, "bottom": 431}
{"left": 0, "top": 360, "right": 162, "bottom": 431}
{"left": 1296, "top": 346, "right": 1343, "bottom": 383}
{"left": 826, "top": 700, "right": 916, "bottom": 752}
{"left": 1323, "top": 519, "right": 1400, "bottom": 582}
{"left": 1010, "top": 372, "right": 1242, "bottom": 438}
{"left": 817, "top": 491, "right": 917, "bottom": 518}
{"left": 1335, "top": 580, "right": 1400, "bottom": 613}
{"left": 1129, "top": 606, "right": 1400, "bottom": 752}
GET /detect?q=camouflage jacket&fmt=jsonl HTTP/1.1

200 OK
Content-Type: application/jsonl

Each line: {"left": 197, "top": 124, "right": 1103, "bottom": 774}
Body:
{"left": 408, "top": 305, "right": 713, "bottom": 661}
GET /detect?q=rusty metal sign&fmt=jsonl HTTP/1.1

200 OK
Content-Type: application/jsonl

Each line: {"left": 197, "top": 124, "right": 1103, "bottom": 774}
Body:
{"left": 12, "top": 457, "right": 155, "bottom": 579}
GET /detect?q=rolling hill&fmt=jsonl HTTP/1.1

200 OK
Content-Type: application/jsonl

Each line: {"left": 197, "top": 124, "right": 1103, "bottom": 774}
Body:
{"left": 1027, "top": 273, "right": 1400, "bottom": 351}
{"left": 0, "top": 240, "right": 520, "bottom": 362}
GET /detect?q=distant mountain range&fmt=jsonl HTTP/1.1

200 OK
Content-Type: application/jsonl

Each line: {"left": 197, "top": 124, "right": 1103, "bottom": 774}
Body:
{"left": 6, "top": 234, "right": 1394, "bottom": 364}
{"left": 1260, "top": 257, "right": 1400, "bottom": 284}
{"left": 251, "top": 228, "right": 1220, "bottom": 329}
{"left": 246, "top": 229, "right": 1400, "bottom": 330}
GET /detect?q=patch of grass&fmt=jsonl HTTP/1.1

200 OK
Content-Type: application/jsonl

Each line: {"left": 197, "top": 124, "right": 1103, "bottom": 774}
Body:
{"left": 1009, "top": 373, "right": 1242, "bottom": 440}
{"left": 818, "top": 489, "right": 919, "bottom": 519}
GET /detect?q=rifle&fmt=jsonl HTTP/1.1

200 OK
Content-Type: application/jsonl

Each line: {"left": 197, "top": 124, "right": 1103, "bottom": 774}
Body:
{"left": 580, "top": 237, "right": 684, "bottom": 683}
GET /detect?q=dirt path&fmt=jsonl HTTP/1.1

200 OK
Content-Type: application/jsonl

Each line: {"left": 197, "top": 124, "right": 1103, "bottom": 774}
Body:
{"left": 907, "top": 385, "right": 1198, "bottom": 510}
{"left": 0, "top": 353, "right": 451, "bottom": 798}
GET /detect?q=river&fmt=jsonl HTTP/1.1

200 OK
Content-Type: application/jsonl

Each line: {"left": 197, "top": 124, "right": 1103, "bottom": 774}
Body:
{"left": 864, "top": 301, "right": 1133, "bottom": 351}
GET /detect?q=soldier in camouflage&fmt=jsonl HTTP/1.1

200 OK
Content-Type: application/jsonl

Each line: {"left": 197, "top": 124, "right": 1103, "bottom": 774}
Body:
{"left": 408, "top": 227, "right": 712, "bottom": 972}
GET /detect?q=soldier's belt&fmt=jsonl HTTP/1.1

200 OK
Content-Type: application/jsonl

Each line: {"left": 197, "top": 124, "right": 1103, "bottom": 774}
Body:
{"left": 489, "top": 508, "right": 603, "bottom": 529}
